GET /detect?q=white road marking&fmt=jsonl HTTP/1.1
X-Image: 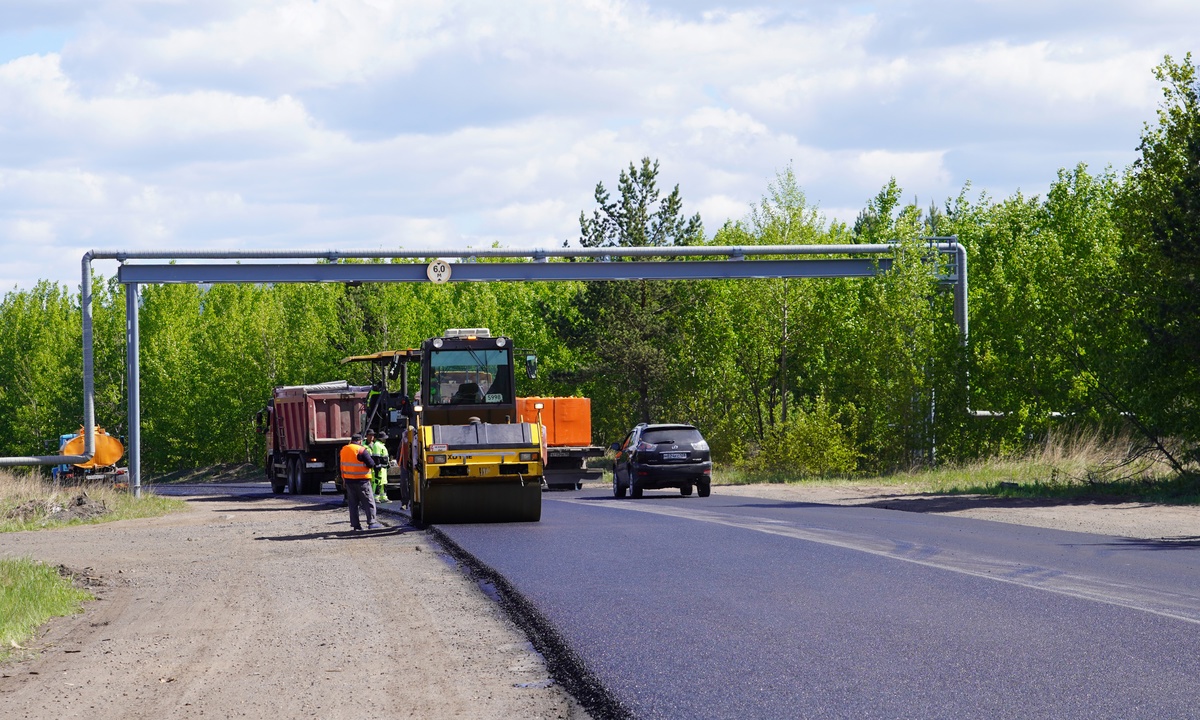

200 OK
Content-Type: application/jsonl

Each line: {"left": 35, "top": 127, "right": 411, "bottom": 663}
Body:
{"left": 562, "top": 497, "right": 1200, "bottom": 625}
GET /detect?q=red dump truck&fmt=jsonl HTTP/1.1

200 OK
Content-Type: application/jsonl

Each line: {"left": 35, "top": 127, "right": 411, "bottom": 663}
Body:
{"left": 517, "top": 396, "right": 604, "bottom": 490}
{"left": 255, "top": 381, "right": 371, "bottom": 495}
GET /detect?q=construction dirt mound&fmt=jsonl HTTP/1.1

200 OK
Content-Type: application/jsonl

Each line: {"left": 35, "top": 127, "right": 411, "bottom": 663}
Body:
{"left": 5, "top": 492, "right": 109, "bottom": 524}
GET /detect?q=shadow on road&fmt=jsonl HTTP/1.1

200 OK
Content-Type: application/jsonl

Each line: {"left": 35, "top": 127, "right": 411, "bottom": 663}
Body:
{"left": 170, "top": 495, "right": 339, "bottom": 512}
{"left": 573, "top": 493, "right": 719, "bottom": 503}
{"left": 853, "top": 494, "right": 1160, "bottom": 515}
{"left": 729, "top": 500, "right": 838, "bottom": 510}
{"left": 1083, "top": 536, "right": 1200, "bottom": 551}
{"left": 256, "top": 524, "right": 417, "bottom": 542}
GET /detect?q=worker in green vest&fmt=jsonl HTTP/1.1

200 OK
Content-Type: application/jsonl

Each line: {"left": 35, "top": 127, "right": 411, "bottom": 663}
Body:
{"left": 365, "top": 429, "right": 390, "bottom": 503}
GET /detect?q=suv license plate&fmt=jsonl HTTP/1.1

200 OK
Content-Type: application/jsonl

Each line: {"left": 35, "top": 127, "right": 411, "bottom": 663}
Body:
{"left": 662, "top": 452, "right": 688, "bottom": 460}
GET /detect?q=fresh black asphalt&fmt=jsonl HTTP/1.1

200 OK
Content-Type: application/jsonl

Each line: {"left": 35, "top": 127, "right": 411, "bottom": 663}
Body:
{"left": 435, "top": 489, "right": 1200, "bottom": 720}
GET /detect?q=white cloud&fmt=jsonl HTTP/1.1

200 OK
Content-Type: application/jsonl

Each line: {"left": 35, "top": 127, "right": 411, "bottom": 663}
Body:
{"left": 694, "top": 194, "right": 750, "bottom": 230}
{"left": 0, "top": 0, "right": 1196, "bottom": 290}
{"left": 0, "top": 53, "right": 338, "bottom": 168}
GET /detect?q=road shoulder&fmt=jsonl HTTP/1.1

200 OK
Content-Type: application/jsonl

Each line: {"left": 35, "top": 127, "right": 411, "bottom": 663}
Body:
{"left": 0, "top": 496, "right": 590, "bottom": 720}
{"left": 718, "top": 483, "right": 1200, "bottom": 539}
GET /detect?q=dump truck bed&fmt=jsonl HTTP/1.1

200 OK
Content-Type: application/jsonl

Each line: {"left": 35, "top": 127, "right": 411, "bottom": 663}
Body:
{"left": 273, "top": 384, "right": 370, "bottom": 451}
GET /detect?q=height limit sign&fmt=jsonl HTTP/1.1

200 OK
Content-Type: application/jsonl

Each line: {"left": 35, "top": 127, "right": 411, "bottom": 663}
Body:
{"left": 426, "top": 259, "right": 452, "bottom": 284}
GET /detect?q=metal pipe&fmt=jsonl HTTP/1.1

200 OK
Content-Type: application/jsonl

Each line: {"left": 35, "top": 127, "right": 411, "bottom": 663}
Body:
{"left": 954, "top": 241, "right": 969, "bottom": 343}
{"left": 0, "top": 253, "right": 96, "bottom": 467}
{"left": 127, "top": 282, "right": 142, "bottom": 498}
{"left": 89, "top": 243, "right": 960, "bottom": 262}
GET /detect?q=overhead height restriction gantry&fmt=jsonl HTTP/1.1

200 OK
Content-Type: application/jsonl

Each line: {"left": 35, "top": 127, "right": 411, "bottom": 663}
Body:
{"left": 0, "top": 240, "right": 969, "bottom": 500}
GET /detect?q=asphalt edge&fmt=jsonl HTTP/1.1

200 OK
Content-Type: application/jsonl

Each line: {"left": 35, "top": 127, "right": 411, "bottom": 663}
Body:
{"left": 423, "top": 523, "right": 633, "bottom": 720}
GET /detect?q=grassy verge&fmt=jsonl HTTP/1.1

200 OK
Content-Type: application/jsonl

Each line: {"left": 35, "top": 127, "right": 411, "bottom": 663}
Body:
{"left": 0, "top": 470, "right": 187, "bottom": 533}
{"left": 0, "top": 557, "right": 93, "bottom": 662}
{"left": 714, "top": 429, "right": 1200, "bottom": 504}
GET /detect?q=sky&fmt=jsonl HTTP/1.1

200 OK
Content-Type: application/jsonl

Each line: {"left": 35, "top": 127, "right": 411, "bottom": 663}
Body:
{"left": 0, "top": 0, "right": 1197, "bottom": 291}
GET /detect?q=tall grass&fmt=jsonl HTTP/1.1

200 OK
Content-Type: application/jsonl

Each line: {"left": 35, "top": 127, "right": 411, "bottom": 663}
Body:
{"left": 716, "top": 427, "right": 1200, "bottom": 503}
{"left": 0, "top": 470, "right": 187, "bottom": 533}
{"left": 0, "top": 557, "right": 93, "bottom": 661}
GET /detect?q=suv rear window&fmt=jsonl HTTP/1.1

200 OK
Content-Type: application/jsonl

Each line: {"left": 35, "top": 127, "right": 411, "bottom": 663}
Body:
{"left": 642, "top": 427, "right": 703, "bottom": 444}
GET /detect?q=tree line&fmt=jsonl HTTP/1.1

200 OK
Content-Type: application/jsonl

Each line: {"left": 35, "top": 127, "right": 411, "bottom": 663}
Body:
{"left": 1, "top": 56, "right": 1196, "bottom": 478}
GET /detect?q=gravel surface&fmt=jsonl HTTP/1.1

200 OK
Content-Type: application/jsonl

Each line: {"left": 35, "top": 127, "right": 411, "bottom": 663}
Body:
{"left": 0, "top": 495, "right": 590, "bottom": 720}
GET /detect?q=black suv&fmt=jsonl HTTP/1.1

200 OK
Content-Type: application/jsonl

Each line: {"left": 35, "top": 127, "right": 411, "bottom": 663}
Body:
{"left": 611, "top": 423, "right": 712, "bottom": 498}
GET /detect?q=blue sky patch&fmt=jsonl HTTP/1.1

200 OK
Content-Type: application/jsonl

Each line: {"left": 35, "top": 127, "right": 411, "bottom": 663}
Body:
{"left": 0, "top": 27, "right": 72, "bottom": 64}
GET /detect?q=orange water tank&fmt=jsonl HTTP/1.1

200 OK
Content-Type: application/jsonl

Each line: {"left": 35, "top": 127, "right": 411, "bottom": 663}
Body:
{"left": 552, "top": 397, "right": 591, "bottom": 447}
{"left": 517, "top": 397, "right": 592, "bottom": 448}
{"left": 61, "top": 426, "right": 125, "bottom": 468}
{"left": 516, "top": 397, "right": 551, "bottom": 442}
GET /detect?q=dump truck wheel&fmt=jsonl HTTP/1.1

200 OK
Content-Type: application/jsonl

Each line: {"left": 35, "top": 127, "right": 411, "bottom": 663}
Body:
{"left": 300, "top": 469, "right": 322, "bottom": 495}
{"left": 286, "top": 458, "right": 300, "bottom": 494}
{"left": 270, "top": 456, "right": 285, "bottom": 494}
{"left": 680, "top": 484, "right": 693, "bottom": 497}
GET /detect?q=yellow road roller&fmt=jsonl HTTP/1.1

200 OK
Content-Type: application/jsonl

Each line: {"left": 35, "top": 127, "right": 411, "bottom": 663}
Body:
{"left": 403, "top": 329, "right": 545, "bottom": 524}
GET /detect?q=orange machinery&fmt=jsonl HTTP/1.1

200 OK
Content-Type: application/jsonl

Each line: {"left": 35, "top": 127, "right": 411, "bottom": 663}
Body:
{"left": 57, "top": 426, "right": 128, "bottom": 486}
{"left": 517, "top": 397, "right": 604, "bottom": 490}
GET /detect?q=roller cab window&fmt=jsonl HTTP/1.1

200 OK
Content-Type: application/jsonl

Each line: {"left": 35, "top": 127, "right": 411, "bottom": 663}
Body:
{"left": 427, "top": 349, "right": 513, "bottom": 406}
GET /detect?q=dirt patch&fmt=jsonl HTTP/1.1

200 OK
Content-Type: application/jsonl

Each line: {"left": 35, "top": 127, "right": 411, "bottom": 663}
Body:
{"left": 717, "top": 483, "right": 1200, "bottom": 540}
{"left": 5, "top": 493, "right": 109, "bottom": 524}
{"left": 0, "top": 496, "right": 590, "bottom": 719}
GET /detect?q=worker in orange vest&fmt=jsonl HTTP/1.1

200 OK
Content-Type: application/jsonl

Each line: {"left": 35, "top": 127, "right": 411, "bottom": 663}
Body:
{"left": 341, "top": 434, "right": 382, "bottom": 531}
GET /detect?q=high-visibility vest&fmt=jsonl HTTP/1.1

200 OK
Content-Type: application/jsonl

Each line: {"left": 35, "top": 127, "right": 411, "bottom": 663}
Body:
{"left": 367, "top": 440, "right": 389, "bottom": 478}
{"left": 340, "top": 443, "right": 371, "bottom": 481}
{"left": 367, "top": 440, "right": 389, "bottom": 462}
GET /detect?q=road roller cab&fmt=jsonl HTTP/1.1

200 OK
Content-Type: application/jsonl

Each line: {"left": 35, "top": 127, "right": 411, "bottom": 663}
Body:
{"left": 410, "top": 329, "right": 545, "bottom": 524}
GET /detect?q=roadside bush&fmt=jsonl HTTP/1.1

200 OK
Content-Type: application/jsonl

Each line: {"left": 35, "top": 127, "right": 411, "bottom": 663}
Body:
{"left": 739, "top": 398, "right": 860, "bottom": 478}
